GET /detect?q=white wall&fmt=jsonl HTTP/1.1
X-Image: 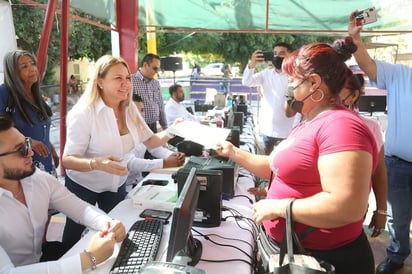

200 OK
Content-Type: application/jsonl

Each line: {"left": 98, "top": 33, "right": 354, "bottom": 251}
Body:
{"left": 0, "top": 1, "right": 18, "bottom": 83}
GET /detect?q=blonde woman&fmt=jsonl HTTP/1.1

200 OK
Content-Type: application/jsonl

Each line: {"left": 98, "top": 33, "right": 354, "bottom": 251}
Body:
{"left": 62, "top": 55, "right": 173, "bottom": 248}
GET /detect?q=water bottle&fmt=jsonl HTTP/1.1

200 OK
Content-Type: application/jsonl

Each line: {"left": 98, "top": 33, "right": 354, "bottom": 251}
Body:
{"left": 226, "top": 94, "right": 232, "bottom": 108}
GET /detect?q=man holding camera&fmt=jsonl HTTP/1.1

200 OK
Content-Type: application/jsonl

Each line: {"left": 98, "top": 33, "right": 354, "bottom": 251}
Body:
{"left": 348, "top": 10, "right": 412, "bottom": 274}
{"left": 242, "top": 42, "right": 296, "bottom": 155}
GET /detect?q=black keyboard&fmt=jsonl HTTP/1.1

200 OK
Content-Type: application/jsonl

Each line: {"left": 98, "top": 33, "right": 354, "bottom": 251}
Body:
{"left": 109, "top": 219, "right": 163, "bottom": 274}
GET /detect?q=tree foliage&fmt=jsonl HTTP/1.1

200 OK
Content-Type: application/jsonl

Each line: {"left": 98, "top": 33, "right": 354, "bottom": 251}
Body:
{"left": 11, "top": 0, "right": 111, "bottom": 83}
{"left": 11, "top": 0, "right": 336, "bottom": 83}
{"left": 139, "top": 31, "right": 335, "bottom": 72}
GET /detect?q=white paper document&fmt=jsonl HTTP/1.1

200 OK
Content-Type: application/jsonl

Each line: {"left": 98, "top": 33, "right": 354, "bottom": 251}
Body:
{"left": 168, "top": 120, "right": 231, "bottom": 148}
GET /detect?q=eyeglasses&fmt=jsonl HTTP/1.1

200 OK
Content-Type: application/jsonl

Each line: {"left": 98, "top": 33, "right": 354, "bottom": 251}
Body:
{"left": 0, "top": 137, "right": 32, "bottom": 158}
{"left": 151, "top": 66, "right": 160, "bottom": 72}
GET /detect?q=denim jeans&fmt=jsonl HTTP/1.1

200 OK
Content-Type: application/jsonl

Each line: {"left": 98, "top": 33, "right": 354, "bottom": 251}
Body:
{"left": 384, "top": 156, "right": 412, "bottom": 264}
{"left": 62, "top": 174, "right": 127, "bottom": 249}
{"left": 262, "top": 135, "right": 284, "bottom": 155}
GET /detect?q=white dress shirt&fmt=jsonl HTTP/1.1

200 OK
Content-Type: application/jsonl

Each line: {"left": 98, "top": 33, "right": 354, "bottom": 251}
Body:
{"left": 0, "top": 169, "right": 112, "bottom": 274}
{"left": 164, "top": 98, "right": 201, "bottom": 127}
{"left": 125, "top": 144, "right": 173, "bottom": 185}
{"left": 242, "top": 67, "right": 295, "bottom": 138}
{"left": 64, "top": 98, "right": 153, "bottom": 192}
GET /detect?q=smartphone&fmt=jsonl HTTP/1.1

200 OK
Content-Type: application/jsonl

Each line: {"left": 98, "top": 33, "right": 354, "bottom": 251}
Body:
{"left": 262, "top": 51, "right": 274, "bottom": 61}
{"left": 355, "top": 7, "right": 377, "bottom": 26}
{"left": 141, "top": 179, "right": 169, "bottom": 186}
{"left": 139, "top": 208, "right": 172, "bottom": 221}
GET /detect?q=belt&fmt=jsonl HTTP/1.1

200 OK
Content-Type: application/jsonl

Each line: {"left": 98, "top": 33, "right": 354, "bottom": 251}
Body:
{"left": 391, "top": 155, "right": 412, "bottom": 163}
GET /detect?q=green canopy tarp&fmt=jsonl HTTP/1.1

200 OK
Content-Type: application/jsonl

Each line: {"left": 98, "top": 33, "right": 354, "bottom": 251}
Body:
{"left": 69, "top": 0, "right": 412, "bottom": 34}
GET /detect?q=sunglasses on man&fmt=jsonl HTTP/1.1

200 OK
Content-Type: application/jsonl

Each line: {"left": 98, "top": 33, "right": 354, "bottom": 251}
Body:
{"left": 0, "top": 137, "right": 32, "bottom": 158}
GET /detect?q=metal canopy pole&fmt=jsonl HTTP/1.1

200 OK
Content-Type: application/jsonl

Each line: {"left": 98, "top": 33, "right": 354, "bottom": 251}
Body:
{"left": 116, "top": 0, "right": 139, "bottom": 72}
{"left": 36, "top": 0, "right": 57, "bottom": 79}
{"left": 59, "top": 0, "right": 69, "bottom": 175}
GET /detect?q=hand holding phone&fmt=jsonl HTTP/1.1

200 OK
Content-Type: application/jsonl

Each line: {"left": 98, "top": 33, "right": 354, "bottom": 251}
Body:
{"left": 262, "top": 51, "right": 274, "bottom": 61}
{"left": 355, "top": 7, "right": 377, "bottom": 26}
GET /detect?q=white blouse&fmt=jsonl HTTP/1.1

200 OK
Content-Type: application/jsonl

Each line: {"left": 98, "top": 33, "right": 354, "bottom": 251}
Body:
{"left": 64, "top": 98, "right": 153, "bottom": 192}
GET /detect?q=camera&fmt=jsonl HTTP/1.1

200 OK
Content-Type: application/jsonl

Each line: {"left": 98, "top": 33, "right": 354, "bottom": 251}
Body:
{"left": 355, "top": 7, "right": 377, "bottom": 26}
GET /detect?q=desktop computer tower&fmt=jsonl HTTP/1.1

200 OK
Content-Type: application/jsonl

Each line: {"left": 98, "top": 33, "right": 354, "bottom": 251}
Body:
{"left": 232, "top": 112, "right": 244, "bottom": 133}
{"left": 183, "top": 156, "right": 238, "bottom": 199}
{"left": 226, "top": 127, "right": 240, "bottom": 148}
{"left": 225, "top": 110, "right": 244, "bottom": 134}
{"left": 174, "top": 168, "right": 223, "bottom": 227}
{"left": 235, "top": 104, "right": 248, "bottom": 117}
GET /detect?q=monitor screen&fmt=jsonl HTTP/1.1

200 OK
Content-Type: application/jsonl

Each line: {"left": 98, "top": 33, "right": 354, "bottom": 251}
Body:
{"left": 166, "top": 167, "right": 203, "bottom": 266}
{"left": 358, "top": 95, "right": 387, "bottom": 115}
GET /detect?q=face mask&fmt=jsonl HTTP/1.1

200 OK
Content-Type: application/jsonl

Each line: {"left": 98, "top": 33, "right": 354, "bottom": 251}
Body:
{"left": 286, "top": 84, "right": 315, "bottom": 113}
{"left": 272, "top": 56, "right": 284, "bottom": 70}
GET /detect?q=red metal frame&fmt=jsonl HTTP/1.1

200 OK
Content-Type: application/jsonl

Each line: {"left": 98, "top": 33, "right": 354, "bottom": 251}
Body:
{"left": 30, "top": 0, "right": 140, "bottom": 173}
{"left": 59, "top": 0, "right": 69, "bottom": 175}
{"left": 35, "top": 0, "right": 57, "bottom": 79}
{"left": 116, "top": 0, "right": 139, "bottom": 72}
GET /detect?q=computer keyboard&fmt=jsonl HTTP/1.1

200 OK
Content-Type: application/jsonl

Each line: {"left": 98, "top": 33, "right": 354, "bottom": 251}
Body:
{"left": 109, "top": 219, "right": 163, "bottom": 274}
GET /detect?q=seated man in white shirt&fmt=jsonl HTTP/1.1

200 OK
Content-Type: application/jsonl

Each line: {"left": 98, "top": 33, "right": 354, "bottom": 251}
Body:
{"left": 126, "top": 95, "right": 185, "bottom": 188}
{"left": 0, "top": 114, "right": 126, "bottom": 273}
{"left": 164, "top": 84, "right": 203, "bottom": 127}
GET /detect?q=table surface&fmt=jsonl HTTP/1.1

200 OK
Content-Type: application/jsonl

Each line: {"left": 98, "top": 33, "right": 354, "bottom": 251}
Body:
{"left": 62, "top": 170, "right": 256, "bottom": 274}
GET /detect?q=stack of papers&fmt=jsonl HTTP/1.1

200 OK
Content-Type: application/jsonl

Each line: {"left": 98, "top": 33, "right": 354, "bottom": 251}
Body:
{"left": 168, "top": 120, "right": 231, "bottom": 149}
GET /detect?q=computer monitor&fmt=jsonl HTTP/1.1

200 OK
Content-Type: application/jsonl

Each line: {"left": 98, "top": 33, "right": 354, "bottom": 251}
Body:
{"left": 175, "top": 168, "right": 223, "bottom": 227}
{"left": 226, "top": 111, "right": 244, "bottom": 133}
{"left": 358, "top": 95, "right": 387, "bottom": 115}
{"left": 166, "top": 167, "right": 203, "bottom": 266}
{"left": 194, "top": 100, "right": 214, "bottom": 113}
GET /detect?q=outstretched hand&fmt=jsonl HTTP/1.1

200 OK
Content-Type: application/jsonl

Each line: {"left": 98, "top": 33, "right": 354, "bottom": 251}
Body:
{"left": 93, "top": 156, "right": 129, "bottom": 176}
{"left": 214, "top": 141, "right": 235, "bottom": 158}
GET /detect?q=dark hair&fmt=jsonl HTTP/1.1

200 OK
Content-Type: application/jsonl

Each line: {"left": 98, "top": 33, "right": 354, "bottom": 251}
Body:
{"left": 0, "top": 114, "right": 13, "bottom": 132}
{"left": 169, "top": 84, "right": 182, "bottom": 96}
{"left": 132, "top": 93, "right": 143, "bottom": 102}
{"left": 345, "top": 73, "right": 362, "bottom": 92}
{"left": 273, "top": 42, "right": 293, "bottom": 52}
{"left": 354, "top": 73, "right": 365, "bottom": 88}
{"left": 344, "top": 73, "right": 365, "bottom": 106}
{"left": 282, "top": 38, "right": 357, "bottom": 96}
{"left": 331, "top": 36, "right": 358, "bottom": 62}
{"left": 140, "top": 53, "right": 160, "bottom": 67}
{"left": 3, "top": 50, "right": 52, "bottom": 125}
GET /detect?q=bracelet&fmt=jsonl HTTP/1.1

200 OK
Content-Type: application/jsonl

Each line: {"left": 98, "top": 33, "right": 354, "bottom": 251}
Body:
{"left": 374, "top": 209, "right": 388, "bottom": 216}
{"left": 83, "top": 249, "right": 97, "bottom": 270}
{"left": 88, "top": 159, "right": 93, "bottom": 171}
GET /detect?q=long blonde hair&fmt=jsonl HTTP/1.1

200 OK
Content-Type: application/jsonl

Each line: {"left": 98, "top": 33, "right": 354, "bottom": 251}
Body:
{"left": 72, "top": 55, "right": 144, "bottom": 130}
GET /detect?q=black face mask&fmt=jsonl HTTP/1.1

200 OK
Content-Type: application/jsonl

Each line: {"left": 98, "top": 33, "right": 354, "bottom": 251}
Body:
{"left": 272, "top": 56, "right": 284, "bottom": 70}
{"left": 286, "top": 84, "right": 315, "bottom": 113}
